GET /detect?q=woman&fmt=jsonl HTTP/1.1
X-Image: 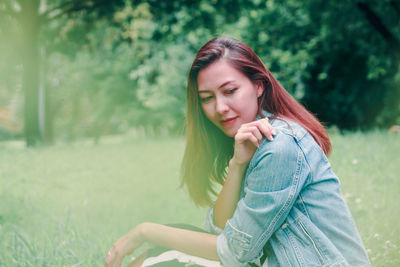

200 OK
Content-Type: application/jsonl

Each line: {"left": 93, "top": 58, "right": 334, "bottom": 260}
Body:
{"left": 105, "top": 37, "right": 371, "bottom": 267}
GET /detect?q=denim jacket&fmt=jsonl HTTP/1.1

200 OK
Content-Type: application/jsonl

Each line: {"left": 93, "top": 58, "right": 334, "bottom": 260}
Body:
{"left": 205, "top": 115, "right": 371, "bottom": 267}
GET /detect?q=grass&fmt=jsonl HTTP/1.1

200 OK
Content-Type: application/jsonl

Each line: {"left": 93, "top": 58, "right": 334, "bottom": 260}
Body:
{"left": 0, "top": 131, "right": 399, "bottom": 266}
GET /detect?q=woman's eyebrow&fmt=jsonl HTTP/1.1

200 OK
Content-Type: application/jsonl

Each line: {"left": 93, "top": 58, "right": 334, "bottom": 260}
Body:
{"left": 218, "top": 80, "right": 234, "bottom": 89}
{"left": 198, "top": 81, "right": 234, "bottom": 93}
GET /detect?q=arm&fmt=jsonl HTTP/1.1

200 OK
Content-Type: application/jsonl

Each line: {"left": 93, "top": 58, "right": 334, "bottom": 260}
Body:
{"left": 212, "top": 118, "right": 275, "bottom": 229}
{"left": 105, "top": 223, "right": 219, "bottom": 267}
{"left": 142, "top": 223, "right": 219, "bottom": 260}
{"left": 217, "top": 133, "right": 309, "bottom": 266}
{"left": 213, "top": 159, "right": 247, "bottom": 229}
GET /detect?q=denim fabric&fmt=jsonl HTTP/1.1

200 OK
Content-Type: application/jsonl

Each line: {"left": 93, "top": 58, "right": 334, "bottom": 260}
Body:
{"left": 205, "top": 114, "right": 371, "bottom": 267}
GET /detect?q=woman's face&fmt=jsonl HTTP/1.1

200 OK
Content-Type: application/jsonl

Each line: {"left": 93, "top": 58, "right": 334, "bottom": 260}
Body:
{"left": 197, "top": 60, "right": 263, "bottom": 137}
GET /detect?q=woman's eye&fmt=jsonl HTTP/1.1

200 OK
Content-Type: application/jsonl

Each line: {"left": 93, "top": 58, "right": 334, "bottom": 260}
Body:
{"left": 200, "top": 96, "right": 213, "bottom": 103}
{"left": 226, "top": 88, "right": 237, "bottom": 94}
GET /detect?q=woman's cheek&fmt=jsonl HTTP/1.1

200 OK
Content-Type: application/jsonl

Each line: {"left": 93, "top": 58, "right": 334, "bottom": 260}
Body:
{"left": 202, "top": 105, "right": 214, "bottom": 121}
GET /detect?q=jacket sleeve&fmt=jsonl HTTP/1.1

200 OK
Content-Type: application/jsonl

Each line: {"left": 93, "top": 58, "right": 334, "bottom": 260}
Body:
{"left": 216, "top": 133, "right": 310, "bottom": 266}
{"left": 204, "top": 201, "right": 224, "bottom": 235}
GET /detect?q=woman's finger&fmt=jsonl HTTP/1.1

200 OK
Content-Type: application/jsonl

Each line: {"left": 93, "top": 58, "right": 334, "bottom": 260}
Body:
{"left": 105, "top": 250, "right": 115, "bottom": 267}
{"left": 245, "top": 117, "right": 268, "bottom": 126}
{"left": 238, "top": 125, "right": 262, "bottom": 140}
{"left": 243, "top": 118, "right": 275, "bottom": 140}
{"left": 260, "top": 118, "right": 276, "bottom": 140}
{"left": 236, "top": 132, "right": 259, "bottom": 148}
{"left": 264, "top": 118, "right": 276, "bottom": 135}
{"left": 259, "top": 120, "right": 274, "bottom": 141}
{"left": 245, "top": 126, "right": 263, "bottom": 143}
{"left": 271, "top": 125, "right": 277, "bottom": 136}
{"left": 115, "top": 255, "right": 123, "bottom": 267}
{"left": 255, "top": 121, "right": 272, "bottom": 141}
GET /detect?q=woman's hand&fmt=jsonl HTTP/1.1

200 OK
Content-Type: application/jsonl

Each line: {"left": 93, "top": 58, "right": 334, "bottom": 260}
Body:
{"left": 212, "top": 118, "right": 275, "bottom": 228}
{"left": 106, "top": 223, "right": 219, "bottom": 267}
{"left": 105, "top": 224, "right": 145, "bottom": 267}
{"left": 232, "top": 118, "right": 275, "bottom": 166}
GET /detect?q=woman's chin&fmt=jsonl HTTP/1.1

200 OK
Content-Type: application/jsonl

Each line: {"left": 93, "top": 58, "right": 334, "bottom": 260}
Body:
{"left": 220, "top": 127, "right": 237, "bottom": 137}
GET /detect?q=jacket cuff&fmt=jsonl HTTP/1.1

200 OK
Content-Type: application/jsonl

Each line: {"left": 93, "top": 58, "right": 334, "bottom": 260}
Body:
{"left": 217, "top": 224, "right": 265, "bottom": 266}
{"left": 204, "top": 203, "right": 224, "bottom": 235}
{"left": 217, "top": 233, "right": 249, "bottom": 267}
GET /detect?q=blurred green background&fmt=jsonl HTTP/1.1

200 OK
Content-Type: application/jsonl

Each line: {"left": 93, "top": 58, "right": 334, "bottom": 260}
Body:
{"left": 0, "top": 0, "right": 399, "bottom": 266}
{"left": 0, "top": 0, "right": 399, "bottom": 145}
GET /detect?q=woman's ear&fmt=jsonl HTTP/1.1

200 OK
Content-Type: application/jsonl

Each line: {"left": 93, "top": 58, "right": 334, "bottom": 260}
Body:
{"left": 256, "top": 82, "right": 264, "bottom": 98}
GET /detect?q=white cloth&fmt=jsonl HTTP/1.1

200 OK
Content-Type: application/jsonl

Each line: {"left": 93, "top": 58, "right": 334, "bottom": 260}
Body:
{"left": 142, "top": 250, "right": 222, "bottom": 267}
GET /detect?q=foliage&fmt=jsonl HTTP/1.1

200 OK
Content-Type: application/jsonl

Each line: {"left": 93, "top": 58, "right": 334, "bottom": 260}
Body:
{"left": 37, "top": 0, "right": 243, "bottom": 139}
{"left": 300, "top": 0, "right": 400, "bottom": 130}
{"left": 219, "top": 0, "right": 400, "bottom": 130}
{"left": 0, "top": 0, "right": 399, "bottom": 143}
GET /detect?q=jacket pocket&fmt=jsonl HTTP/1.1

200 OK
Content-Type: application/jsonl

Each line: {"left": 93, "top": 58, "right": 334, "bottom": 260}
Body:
{"left": 277, "top": 235, "right": 293, "bottom": 267}
{"left": 281, "top": 217, "right": 328, "bottom": 267}
{"left": 295, "top": 218, "right": 326, "bottom": 265}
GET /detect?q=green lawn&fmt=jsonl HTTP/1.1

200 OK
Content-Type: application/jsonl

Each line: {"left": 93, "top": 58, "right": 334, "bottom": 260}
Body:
{"left": 0, "top": 132, "right": 399, "bottom": 266}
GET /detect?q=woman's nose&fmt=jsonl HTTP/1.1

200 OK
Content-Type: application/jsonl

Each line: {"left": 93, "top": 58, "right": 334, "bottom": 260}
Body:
{"left": 215, "top": 97, "right": 229, "bottom": 114}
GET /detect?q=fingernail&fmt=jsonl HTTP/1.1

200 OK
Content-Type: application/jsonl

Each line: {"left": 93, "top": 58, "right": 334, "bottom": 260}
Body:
{"left": 272, "top": 130, "right": 276, "bottom": 135}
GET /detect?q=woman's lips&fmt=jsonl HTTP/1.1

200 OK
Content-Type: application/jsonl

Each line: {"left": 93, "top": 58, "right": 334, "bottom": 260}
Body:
{"left": 221, "top": 117, "right": 238, "bottom": 126}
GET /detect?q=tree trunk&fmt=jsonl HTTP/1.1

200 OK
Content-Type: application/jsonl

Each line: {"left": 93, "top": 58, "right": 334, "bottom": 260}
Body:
{"left": 40, "top": 46, "right": 54, "bottom": 145}
{"left": 20, "top": 0, "right": 41, "bottom": 146}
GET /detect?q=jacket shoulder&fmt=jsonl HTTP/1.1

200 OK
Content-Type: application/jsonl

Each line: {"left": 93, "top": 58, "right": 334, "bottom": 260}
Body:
{"left": 248, "top": 122, "right": 301, "bottom": 170}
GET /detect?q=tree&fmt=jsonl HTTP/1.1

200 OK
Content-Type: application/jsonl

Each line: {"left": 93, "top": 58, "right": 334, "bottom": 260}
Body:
{"left": 0, "top": 0, "right": 125, "bottom": 146}
{"left": 0, "top": 0, "right": 245, "bottom": 145}
{"left": 301, "top": 0, "right": 400, "bottom": 129}
{"left": 224, "top": 0, "right": 400, "bottom": 130}
{"left": 1, "top": 0, "right": 398, "bottom": 145}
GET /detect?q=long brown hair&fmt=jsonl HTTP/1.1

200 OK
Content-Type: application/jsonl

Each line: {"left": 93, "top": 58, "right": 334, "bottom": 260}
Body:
{"left": 181, "top": 37, "right": 331, "bottom": 206}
